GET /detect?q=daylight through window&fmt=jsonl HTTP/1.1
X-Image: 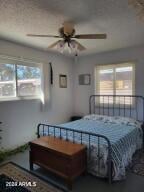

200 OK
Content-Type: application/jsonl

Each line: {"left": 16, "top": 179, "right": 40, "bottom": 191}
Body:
{"left": 0, "top": 63, "right": 41, "bottom": 100}
{"left": 95, "top": 63, "right": 135, "bottom": 105}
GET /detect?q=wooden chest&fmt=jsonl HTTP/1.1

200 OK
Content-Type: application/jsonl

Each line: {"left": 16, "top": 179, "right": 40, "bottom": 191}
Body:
{"left": 29, "top": 136, "right": 87, "bottom": 189}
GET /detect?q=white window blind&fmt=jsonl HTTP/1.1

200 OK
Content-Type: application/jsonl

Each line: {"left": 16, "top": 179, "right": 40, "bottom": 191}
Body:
{"left": 95, "top": 63, "right": 135, "bottom": 105}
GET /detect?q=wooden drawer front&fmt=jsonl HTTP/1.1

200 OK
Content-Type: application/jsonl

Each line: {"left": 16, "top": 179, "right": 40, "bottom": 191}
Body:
{"left": 30, "top": 145, "right": 70, "bottom": 176}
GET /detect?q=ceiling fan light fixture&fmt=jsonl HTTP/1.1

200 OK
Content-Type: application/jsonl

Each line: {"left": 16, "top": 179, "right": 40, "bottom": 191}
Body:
{"left": 69, "top": 41, "right": 79, "bottom": 56}
{"left": 70, "top": 40, "right": 77, "bottom": 49}
{"left": 56, "top": 40, "right": 78, "bottom": 55}
{"left": 57, "top": 40, "right": 65, "bottom": 53}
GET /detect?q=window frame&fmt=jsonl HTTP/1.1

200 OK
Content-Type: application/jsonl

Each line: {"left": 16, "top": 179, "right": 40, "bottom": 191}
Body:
{"left": 95, "top": 62, "right": 135, "bottom": 106}
{"left": 0, "top": 59, "right": 42, "bottom": 102}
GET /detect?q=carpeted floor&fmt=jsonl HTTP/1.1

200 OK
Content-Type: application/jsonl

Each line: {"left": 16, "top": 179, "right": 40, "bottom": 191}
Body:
{"left": 1, "top": 149, "right": 144, "bottom": 192}
{"left": 0, "top": 162, "right": 65, "bottom": 192}
{"left": 130, "top": 149, "right": 144, "bottom": 176}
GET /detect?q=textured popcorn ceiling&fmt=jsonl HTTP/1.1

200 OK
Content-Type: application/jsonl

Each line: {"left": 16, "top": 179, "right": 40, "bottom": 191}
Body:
{"left": 0, "top": 0, "right": 144, "bottom": 55}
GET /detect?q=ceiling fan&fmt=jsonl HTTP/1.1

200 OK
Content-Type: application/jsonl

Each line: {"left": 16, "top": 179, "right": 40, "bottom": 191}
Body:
{"left": 27, "top": 22, "right": 107, "bottom": 54}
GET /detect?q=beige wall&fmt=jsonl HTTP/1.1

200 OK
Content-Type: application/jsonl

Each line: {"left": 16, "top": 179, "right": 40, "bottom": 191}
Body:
{"left": 73, "top": 45, "right": 144, "bottom": 115}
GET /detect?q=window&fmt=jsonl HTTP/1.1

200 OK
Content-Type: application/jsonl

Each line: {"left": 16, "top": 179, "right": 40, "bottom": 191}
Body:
{"left": 95, "top": 62, "right": 135, "bottom": 105}
{"left": 0, "top": 64, "right": 16, "bottom": 98}
{"left": 0, "top": 61, "right": 41, "bottom": 101}
{"left": 17, "top": 65, "right": 41, "bottom": 97}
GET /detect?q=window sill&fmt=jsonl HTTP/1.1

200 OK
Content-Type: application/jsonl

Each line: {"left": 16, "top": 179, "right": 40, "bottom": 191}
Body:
{"left": 0, "top": 96, "right": 40, "bottom": 103}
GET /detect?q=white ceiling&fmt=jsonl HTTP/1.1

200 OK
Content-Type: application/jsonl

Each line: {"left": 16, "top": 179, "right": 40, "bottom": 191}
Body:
{"left": 0, "top": 0, "right": 144, "bottom": 56}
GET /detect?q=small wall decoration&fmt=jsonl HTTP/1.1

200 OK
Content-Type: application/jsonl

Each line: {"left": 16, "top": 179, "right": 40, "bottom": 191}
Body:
{"left": 59, "top": 74, "right": 67, "bottom": 88}
{"left": 79, "top": 74, "right": 91, "bottom": 85}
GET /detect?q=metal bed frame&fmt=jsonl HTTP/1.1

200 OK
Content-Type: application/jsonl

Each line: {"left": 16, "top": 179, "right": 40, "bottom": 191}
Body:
{"left": 37, "top": 95, "right": 144, "bottom": 184}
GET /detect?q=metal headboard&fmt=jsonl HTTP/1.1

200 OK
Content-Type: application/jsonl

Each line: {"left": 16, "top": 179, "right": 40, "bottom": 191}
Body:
{"left": 89, "top": 95, "right": 144, "bottom": 122}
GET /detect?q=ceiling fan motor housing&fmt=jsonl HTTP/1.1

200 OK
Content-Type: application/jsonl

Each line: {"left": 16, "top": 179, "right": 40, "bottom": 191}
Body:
{"left": 59, "top": 27, "right": 75, "bottom": 39}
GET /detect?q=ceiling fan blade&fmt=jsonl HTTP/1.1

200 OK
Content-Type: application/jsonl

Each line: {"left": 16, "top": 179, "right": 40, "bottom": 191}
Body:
{"left": 48, "top": 40, "right": 62, "bottom": 48}
{"left": 74, "top": 40, "right": 86, "bottom": 51}
{"left": 74, "top": 34, "right": 107, "bottom": 39}
{"left": 27, "top": 34, "right": 60, "bottom": 38}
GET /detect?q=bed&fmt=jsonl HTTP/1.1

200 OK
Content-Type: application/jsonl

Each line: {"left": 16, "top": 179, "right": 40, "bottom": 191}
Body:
{"left": 37, "top": 95, "right": 144, "bottom": 183}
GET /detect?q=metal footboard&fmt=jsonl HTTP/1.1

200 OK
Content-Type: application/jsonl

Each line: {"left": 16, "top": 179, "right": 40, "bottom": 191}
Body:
{"left": 37, "top": 123, "right": 113, "bottom": 183}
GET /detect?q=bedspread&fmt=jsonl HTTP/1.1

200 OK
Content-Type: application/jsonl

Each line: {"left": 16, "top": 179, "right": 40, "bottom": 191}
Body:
{"left": 40, "top": 118, "right": 142, "bottom": 180}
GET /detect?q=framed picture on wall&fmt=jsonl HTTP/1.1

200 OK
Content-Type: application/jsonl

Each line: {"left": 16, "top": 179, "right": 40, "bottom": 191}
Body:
{"left": 59, "top": 74, "right": 67, "bottom": 88}
{"left": 79, "top": 74, "right": 91, "bottom": 85}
